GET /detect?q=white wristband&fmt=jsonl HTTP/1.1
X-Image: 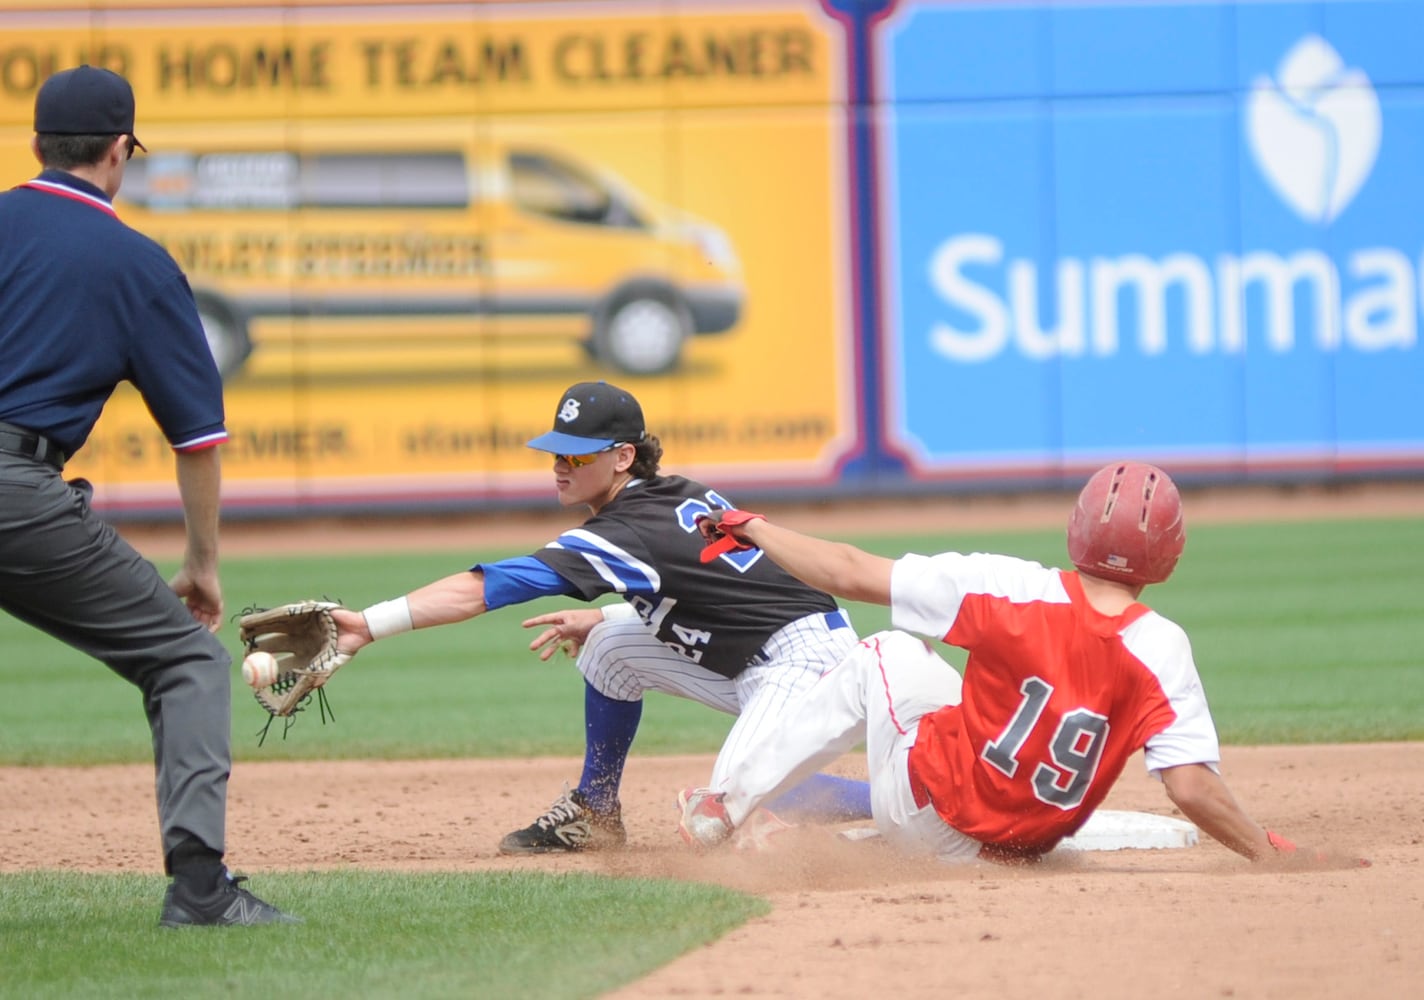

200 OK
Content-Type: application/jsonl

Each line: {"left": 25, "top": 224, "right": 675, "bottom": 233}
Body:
{"left": 601, "top": 602, "right": 639, "bottom": 622}
{"left": 363, "top": 597, "right": 413, "bottom": 640}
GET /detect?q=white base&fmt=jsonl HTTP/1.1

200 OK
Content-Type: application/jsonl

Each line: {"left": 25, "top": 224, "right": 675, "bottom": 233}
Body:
{"left": 836, "top": 810, "right": 1200, "bottom": 852}
{"left": 1059, "top": 810, "right": 1199, "bottom": 851}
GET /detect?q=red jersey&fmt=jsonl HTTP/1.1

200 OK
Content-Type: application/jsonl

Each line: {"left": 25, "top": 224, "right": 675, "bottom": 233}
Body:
{"left": 895, "top": 552, "right": 1219, "bottom": 855}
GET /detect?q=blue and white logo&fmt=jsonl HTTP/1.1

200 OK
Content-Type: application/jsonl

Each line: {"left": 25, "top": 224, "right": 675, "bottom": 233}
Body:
{"left": 879, "top": 0, "right": 1423, "bottom": 475}
{"left": 1247, "top": 35, "right": 1381, "bottom": 224}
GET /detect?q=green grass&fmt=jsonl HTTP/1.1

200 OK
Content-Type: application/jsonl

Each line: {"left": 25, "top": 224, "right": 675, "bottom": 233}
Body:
{"left": 0, "top": 870, "right": 766, "bottom": 999}
{"left": 1, "top": 516, "right": 1421, "bottom": 764}
{"left": 1147, "top": 519, "right": 1424, "bottom": 742}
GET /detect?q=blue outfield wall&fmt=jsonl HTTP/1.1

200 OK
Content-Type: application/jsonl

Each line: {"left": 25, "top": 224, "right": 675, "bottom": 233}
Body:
{"left": 854, "top": 0, "right": 1424, "bottom": 491}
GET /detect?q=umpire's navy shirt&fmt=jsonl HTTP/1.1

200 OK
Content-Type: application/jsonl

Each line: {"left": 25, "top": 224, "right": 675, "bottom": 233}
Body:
{"left": 0, "top": 168, "right": 226, "bottom": 457}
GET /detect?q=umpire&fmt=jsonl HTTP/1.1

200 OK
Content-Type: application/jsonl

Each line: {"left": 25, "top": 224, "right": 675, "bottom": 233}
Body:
{"left": 0, "top": 66, "right": 294, "bottom": 927}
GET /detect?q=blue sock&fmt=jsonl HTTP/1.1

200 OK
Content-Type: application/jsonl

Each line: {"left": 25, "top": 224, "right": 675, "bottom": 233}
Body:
{"left": 577, "top": 682, "right": 643, "bottom": 815}
{"left": 766, "top": 773, "right": 872, "bottom": 822}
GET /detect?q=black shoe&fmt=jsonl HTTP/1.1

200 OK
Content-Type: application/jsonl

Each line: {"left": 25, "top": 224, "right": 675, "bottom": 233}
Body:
{"left": 498, "top": 784, "right": 627, "bottom": 855}
{"left": 159, "top": 872, "right": 301, "bottom": 928}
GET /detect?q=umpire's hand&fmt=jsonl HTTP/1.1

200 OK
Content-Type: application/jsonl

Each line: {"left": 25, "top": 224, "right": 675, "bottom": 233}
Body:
{"left": 170, "top": 564, "right": 222, "bottom": 633}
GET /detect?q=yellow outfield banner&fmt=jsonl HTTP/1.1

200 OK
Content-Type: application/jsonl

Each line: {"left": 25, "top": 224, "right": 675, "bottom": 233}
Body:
{"left": 0, "top": 1, "right": 856, "bottom": 511}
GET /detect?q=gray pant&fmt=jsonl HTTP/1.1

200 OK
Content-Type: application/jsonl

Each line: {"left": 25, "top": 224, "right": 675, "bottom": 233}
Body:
{"left": 0, "top": 454, "right": 231, "bottom": 866}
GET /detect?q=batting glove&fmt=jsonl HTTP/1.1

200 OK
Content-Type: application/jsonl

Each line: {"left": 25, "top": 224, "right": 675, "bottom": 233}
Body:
{"left": 695, "top": 508, "right": 766, "bottom": 563}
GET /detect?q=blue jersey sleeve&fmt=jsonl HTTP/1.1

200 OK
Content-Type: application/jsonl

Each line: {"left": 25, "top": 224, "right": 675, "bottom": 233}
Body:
{"left": 477, "top": 555, "right": 581, "bottom": 611}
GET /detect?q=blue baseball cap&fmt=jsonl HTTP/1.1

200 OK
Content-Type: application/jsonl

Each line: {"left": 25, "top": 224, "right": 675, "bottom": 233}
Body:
{"left": 528, "top": 381, "right": 646, "bottom": 454}
{"left": 34, "top": 65, "right": 146, "bottom": 151}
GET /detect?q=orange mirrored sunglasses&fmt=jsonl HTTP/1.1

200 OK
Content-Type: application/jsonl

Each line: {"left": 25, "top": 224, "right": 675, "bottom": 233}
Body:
{"left": 556, "top": 444, "right": 620, "bottom": 468}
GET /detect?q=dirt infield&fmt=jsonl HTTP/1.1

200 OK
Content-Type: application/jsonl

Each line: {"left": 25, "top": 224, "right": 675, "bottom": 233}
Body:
{"left": 2, "top": 748, "right": 1419, "bottom": 998}
{"left": 6, "top": 482, "right": 1422, "bottom": 998}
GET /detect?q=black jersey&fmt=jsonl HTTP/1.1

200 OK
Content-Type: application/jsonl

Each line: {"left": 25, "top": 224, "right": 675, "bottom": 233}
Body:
{"left": 531, "top": 476, "right": 838, "bottom": 678}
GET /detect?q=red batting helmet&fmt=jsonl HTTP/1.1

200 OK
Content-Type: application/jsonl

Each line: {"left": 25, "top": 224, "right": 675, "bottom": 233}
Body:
{"left": 1067, "top": 462, "right": 1185, "bottom": 585}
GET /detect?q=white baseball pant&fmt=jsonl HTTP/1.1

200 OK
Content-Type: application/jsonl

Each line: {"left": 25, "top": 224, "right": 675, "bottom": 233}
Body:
{"left": 719, "top": 629, "right": 983, "bottom": 863}
{"left": 577, "top": 610, "right": 858, "bottom": 788}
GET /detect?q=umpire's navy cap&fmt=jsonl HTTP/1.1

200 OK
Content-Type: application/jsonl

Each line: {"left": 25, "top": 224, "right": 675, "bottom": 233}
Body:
{"left": 528, "top": 381, "right": 647, "bottom": 454}
{"left": 34, "top": 65, "right": 146, "bottom": 152}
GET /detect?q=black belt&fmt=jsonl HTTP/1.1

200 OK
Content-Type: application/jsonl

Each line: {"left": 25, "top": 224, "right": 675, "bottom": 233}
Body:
{"left": 0, "top": 421, "right": 66, "bottom": 470}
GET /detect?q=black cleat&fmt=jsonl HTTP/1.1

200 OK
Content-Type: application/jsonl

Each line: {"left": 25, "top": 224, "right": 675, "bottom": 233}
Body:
{"left": 499, "top": 785, "right": 627, "bottom": 855}
{"left": 159, "top": 872, "right": 301, "bottom": 928}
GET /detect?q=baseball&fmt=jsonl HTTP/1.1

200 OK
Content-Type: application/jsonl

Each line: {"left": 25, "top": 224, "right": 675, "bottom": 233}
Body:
{"left": 241, "top": 650, "right": 280, "bottom": 688}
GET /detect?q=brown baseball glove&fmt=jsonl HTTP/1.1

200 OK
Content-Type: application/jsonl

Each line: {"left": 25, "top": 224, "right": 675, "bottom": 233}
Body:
{"left": 237, "top": 600, "right": 353, "bottom": 726}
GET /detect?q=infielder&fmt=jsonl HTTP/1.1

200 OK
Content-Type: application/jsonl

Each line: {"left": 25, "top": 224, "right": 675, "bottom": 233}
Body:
{"left": 681, "top": 462, "right": 1344, "bottom": 865}
{"left": 0, "top": 66, "right": 294, "bottom": 925}
{"left": 330, "top": 381, "right": 869, "bottom": 853}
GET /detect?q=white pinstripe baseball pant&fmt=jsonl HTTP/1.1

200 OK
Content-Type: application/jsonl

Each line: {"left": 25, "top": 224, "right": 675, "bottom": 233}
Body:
{"left": 576, "top": 610, "right": 859, "bottom": 788}
{"left": 720, "top": 629, "right": 981, "bottom": 862}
